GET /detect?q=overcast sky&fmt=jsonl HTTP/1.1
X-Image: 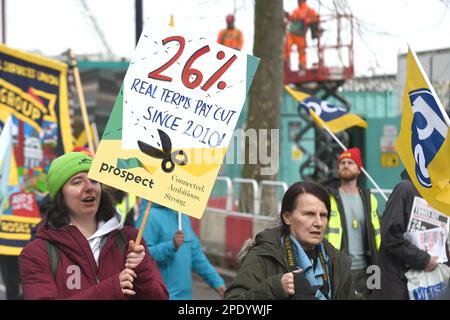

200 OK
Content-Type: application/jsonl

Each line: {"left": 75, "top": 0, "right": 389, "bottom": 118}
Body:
{"left": 6, "top": 0, "right": 450, "bottom": 76}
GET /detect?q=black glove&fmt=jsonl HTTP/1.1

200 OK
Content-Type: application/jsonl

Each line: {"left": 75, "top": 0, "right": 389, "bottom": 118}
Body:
{"left": 290, "top": 271, "right": 320, "bottom": 300}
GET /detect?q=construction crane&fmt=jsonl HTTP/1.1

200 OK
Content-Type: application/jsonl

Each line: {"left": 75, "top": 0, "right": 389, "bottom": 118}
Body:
{"left": 75, "top": 0, "right": 114, "bottom": 58}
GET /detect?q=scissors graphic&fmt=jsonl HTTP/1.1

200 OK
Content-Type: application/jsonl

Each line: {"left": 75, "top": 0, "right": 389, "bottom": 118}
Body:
{"left": 137, "top": 129, "right": 188, "bottom": 173}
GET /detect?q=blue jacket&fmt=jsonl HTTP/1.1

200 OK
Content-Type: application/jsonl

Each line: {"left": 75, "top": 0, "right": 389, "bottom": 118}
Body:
{"left": 136, "top": 200, "right": 224, "bottom": 300}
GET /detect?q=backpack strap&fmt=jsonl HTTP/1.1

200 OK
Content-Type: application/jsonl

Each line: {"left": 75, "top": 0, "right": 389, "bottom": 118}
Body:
{"left": 115, "top": 229, "right": 127, "bottom": 254}
{"left": 45, "top": 231, "right": 127, "bottom": 279}
{"left": 45, "top": 240, "right": 59, "bottom": 278}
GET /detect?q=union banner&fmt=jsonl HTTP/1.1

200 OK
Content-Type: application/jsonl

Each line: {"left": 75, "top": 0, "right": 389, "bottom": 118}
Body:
{"left": 0, "top": 45, "right": 73, "bottom": 255}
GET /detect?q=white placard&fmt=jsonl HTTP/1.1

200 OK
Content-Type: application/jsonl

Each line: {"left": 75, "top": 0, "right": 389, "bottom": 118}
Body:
{"left": 405, "top": 196, "right": 449, "bottom": 262}
{"left": 404, "top": 227, "right": 448, "bottom": 263}
{"left": 407, "top": 196, "right": 449, "bottom": 235}
{"left": 122, "top": 19, "right": 248, "bottom": 151}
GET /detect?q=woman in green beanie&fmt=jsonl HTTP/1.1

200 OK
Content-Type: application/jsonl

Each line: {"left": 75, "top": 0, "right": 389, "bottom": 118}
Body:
{"left": 19, "top": 152, "right": 168, "bottom": 300}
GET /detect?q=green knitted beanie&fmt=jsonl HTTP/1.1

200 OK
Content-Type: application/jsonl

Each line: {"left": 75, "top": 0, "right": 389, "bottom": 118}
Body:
{"left": 47, "top": 152, "right": 93, "bottom": 198}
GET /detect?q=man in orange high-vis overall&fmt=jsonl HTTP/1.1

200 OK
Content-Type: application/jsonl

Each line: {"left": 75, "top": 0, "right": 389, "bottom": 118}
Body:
{"left": 217, "top": 14, "right": 244, "bottom": 51}
{"left": 285, "top": 0, "right": 319, "bottom": 70}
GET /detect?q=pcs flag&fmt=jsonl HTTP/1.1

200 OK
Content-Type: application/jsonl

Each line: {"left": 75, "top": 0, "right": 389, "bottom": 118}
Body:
{"left": 395, "top": 48, "right": 450, "bottom": 215}
{"left": 285, "top": 85, "right": 367, "bottom": 133}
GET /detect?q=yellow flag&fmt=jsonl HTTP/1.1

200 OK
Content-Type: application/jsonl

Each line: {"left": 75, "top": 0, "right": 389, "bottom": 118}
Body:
{"left": 285, "top": 85, "right": 367, "bottom": 133}
{"left": 395, "top": 48, "right": 450, "bottom": 215}
{"left": 8, "top": 152, "right": 18, "bottom": 186}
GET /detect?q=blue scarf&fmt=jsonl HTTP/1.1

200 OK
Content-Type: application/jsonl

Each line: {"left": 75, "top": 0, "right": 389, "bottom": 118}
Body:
{"left": 289, "top": 235, "right": 331, "bottom": 300}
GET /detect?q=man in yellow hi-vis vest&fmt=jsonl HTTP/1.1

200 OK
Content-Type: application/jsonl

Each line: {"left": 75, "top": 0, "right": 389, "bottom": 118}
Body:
{"left": 324, "top": 148, "right": 381, "bottom": 298}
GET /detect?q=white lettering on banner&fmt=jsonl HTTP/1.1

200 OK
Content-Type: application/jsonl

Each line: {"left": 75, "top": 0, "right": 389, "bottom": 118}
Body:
{"left": 411, "top": 95, "right": 448, "bottom": 186}
{"left": 11, "top": 193, "right": 34, "bottom": 211}
{"left": 320, "top": 100, "right": 346, "bottom": 113}
{"left": 320, "top": 101, "right": 338, "bottom": 113}
{"left": 305, "top": 101, "right": 322, "bottom": 116}
{"left": 414, "top": 144, "right": 430, "bottom": 182}
{"left": 412, "top": 96, "right": 448, "bottom": 140}
{"left": 305, "top": 100, "right": 346, "bottom": 117}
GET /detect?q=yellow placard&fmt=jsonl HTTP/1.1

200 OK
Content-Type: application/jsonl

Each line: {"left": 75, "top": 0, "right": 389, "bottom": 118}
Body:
{"left": 90, "top": 140, "right": 227, "bottom": 219}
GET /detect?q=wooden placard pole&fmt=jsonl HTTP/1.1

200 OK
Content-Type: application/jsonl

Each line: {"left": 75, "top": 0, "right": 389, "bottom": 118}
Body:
{"left": 135, "top": 200, "right": 152, "bottom": 245}
{"left": 68, "top": 49, "right": 95, "bottom": 155}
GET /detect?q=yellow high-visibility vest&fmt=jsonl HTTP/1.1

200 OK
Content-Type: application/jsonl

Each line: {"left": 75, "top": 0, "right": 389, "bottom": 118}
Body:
{"left": 117, "top": 194, "right": 136, "bottom": 220}
{"left": 325, "top": 193, "right": 381, "bottom": 251}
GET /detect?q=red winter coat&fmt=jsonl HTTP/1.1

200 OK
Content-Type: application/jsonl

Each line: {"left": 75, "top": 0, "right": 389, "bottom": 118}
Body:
{"left": 19, "top": 223, "right": 168, "bottom": 300}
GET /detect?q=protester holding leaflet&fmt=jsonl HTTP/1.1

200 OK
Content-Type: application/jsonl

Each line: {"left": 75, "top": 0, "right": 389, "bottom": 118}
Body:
{"left": 373, "top": 171, "right": 438, "bottom": 299}
{"left": 374, "top": 47, "right": 450, "bottom": 300}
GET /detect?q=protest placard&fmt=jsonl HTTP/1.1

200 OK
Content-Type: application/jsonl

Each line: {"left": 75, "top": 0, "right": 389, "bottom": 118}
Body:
{"left": 405, "top": 196, "right": 449, "bottom": 262}
{"left": 89, "top": 19, "right": 259, "bottom": 218}
{"left": 407, "top": 196, "right": 449, "bottom": 234}
{"left": 404, "top": 227, "right": 448, "bottom": 263}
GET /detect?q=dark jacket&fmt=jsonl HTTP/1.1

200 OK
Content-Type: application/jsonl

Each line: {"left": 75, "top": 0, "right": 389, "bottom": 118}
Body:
{"left": 19, "top": 223, "right": 169, "bottom": 300}
{"left": 324, "top": 178, "right": 379, "bottom": 266}
{"left": 371, "top": 179, "right": 430, "bottom": 300}
{"left": 224, "top": 226, "right": 357, "bottom": 300}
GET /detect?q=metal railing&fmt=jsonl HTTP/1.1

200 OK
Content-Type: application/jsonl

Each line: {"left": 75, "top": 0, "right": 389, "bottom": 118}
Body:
{"left": 208, "top": 177, "right": 286, "bottom": 217}
{"left": 232, "top": 178, "right": 259, "bottom": 215}
{"left": 370, "top": 188, "right": 393, "bottom": 196}
{"left": 207, "top": 176, "right": 395, "bottom": 218}
{"left": 215, "top": 176, "right": 233, "bottom": 211}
